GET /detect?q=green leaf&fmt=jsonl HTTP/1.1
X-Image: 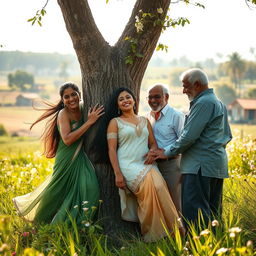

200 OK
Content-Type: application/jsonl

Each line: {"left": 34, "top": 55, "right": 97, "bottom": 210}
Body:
{"left": 125, "top": 56, "right": 134, "bottom": 65}
{"left": 156, "top": 43, "right": 168, "bottom": 52}
{"left": 27, "top": 17, "right": 35, "bottom": 22}
{"left": 41, "top": 9, "right": 46, "bottom": 16}
{"left": 195, "top": 2, "right": 205, "bottom": 9}
{"left": 135, "top": 53, "right": 144, "bottom": 58}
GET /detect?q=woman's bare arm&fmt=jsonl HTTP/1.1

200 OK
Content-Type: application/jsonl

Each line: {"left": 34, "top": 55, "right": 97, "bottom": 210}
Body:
{"left": 58, "top": 104, "right": 104, "bottom": 146}
{"left": 107, "top": 119, "right": 126, "bottom": 189}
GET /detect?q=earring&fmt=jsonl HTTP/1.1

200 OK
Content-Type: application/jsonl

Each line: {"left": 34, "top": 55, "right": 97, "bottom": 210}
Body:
{"left": 118, "top": 108, "right": 121, "bottom": 115}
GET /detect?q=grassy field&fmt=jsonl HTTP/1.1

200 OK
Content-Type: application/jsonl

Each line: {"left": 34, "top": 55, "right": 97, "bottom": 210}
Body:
{"left": 0, "top": 135, "right": 255, "bottom": 255}
{"left": 0, "top": 106, "right": 46, "bottom": 137}
{"left": 230, "top": 124, "right": 256, "bottom": 139}
{"left": 0, "top": 136, "right": 41, "bottom": 153}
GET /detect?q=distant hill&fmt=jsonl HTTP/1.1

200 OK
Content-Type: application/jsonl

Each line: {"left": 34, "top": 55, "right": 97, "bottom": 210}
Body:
{"left": 0, "top": 51, "right": 80, "bottom": 76}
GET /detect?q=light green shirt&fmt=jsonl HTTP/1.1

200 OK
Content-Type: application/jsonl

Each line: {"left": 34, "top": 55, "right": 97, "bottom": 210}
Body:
{"left": 164, "top": 88, "right": 232, "bottom": 178}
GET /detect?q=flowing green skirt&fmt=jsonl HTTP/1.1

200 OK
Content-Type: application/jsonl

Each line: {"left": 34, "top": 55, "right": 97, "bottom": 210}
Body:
{"left": 13, "top": 138, "right": 100, "bottom": 225}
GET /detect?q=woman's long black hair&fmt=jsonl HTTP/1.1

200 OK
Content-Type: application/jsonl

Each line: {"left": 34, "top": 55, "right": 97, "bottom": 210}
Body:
{"left": 31, "top": 82, "right": 80, "bottom": 158}
{"left": 92, "top": 87, "right": 137, "bottom": 163}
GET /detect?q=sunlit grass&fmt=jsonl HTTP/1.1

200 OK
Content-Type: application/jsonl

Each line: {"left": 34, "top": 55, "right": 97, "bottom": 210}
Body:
{"left": 0, "top": 135, "right": 256, "bottom": 255}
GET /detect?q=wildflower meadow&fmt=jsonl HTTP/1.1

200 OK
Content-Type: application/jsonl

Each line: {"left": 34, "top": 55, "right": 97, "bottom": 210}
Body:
{"left": 0, "top": 129, "right": 255, "bottom": 256}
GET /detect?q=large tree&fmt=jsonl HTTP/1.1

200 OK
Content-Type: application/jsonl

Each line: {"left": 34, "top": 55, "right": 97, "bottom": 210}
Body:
{"left": 29, "top": 0, "right": 256, "bottom": 238}
{"left": 220, "top": 52, "right": 246, "bottom": 96}
{"left": 8, "top": 70, "right": 35, "bottom": 91}
{"left": 55, "top": 0, "right": 173, "bottom": 235}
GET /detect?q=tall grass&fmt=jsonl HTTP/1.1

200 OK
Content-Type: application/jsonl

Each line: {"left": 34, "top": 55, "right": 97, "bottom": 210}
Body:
{"left": 0, "top": 136, "right": 256, "bottom": 255}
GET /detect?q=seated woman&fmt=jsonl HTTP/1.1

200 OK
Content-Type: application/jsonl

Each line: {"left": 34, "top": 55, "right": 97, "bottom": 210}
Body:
{"left": 13, "top": 82, "right": 104, "bottom": 225}
{"left": 95, "top": 87, "right": 184, "bottom": 242}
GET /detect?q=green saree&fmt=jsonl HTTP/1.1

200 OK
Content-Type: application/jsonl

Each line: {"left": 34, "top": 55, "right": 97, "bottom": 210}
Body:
{"left": 13, "top": 118, "right": 100, "bottom": 225}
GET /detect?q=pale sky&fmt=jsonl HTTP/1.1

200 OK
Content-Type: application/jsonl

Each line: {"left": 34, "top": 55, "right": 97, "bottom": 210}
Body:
{"left": 0, "top": 0, "right": 256, "bottom": 62}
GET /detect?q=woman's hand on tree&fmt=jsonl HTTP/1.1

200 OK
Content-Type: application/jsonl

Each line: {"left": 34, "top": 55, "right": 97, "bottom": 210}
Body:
{"left": 87, "top": 104, "right": 104, "bottom": 124}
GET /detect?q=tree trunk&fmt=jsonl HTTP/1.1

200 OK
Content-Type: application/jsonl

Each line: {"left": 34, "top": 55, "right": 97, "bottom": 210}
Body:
{"left": 57, "top": 0, "right": 171, "bottom": 236}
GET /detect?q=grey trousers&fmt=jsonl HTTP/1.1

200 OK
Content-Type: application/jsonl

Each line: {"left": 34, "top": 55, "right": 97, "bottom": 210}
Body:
{"left": 156, "top": 155, "right": 182, "bottom": 214}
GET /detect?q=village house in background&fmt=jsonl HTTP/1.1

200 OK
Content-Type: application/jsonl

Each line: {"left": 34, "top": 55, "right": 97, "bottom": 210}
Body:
{"left": 228, "top": 98, "right": 256, "bottom": 124}
{"left": 0, "top": 91, "right": 39, "bottom": 106}
{"left": 15, "top": 93, "right": 39, "bottom": 106}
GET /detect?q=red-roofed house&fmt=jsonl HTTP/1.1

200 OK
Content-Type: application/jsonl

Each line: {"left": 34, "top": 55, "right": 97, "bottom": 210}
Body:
{"left": 228, "top": 98, "right": 256, "bottom": 123}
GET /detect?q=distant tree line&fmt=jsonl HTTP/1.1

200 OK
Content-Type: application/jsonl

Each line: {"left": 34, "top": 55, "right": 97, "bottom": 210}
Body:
{"left": 0, "top": 51, "right": 79, "bottom": 75}
{"left": 8, "top": 70, "right": 35, "bottom": 92}
{"left": 166, "top": 51, "right": 256, "bottom": 105}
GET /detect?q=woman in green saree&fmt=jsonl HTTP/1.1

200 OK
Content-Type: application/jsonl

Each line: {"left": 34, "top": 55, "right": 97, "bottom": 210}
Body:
{"left": 13, "top": 82, "right": 104, "bottom": 225}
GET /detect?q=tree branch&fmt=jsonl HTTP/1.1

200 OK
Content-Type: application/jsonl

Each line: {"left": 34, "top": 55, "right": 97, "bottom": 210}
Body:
{"left": 57, "top": 0, "right": 109, "bottom": 72}
{"left": 115, "top": 0, "right": 171, "bottom": 83}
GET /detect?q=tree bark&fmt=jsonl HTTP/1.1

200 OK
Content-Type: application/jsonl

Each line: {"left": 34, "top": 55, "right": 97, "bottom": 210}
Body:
{"left": 57, "top": 0, "right": 171, "bottom": 236}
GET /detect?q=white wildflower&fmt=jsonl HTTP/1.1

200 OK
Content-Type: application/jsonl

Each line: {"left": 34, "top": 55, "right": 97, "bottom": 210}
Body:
{"left": 229, "top": 232, "right": 236, "bottom": 238}
{"left": 212, "top": 220, "right": 219, "bottom": 227}
{"left": 216, "top": 247, "right": 228, "bottom": 254}
{"left": 30, "top": 168, "right": 37, "bottom": 175}
{"left": 83, "top": 207, "right": 89, "bottom": 211}
{"left": 200, "top": 229, "right": 210, "bottom": 236}
{"left": 229, "top": 227, "right": 242, "bottom": 233}
{"left": 135, "top": 21, "right": 143, "bottom": 33}
{"left": 246, "top": 240, "right": 253, "bottom": 248}
{"left": 82, "top": 201, "right": 88, "bottom": 205}
{"left": 157, "top": 8, "right": 163, "bottom": 14}
{"left": 73, "top": 205, "right": 78, "bottom": 209}
{"left": 0, "top": 243, "right": 9, "bottom": 251}
{"left": 85, "top": 222, "right": 90, "bottom": 227}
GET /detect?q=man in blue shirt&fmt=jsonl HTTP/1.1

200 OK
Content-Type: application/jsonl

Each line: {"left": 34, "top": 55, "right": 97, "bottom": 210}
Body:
{"left": 150, "top": 68, "right": 232, "bottom": 227}
{"left": 147, "top": 84, "right": 184, "bottom": 214}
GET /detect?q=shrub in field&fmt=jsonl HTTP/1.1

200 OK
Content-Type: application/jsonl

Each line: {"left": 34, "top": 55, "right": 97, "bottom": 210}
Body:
{"left": 227, "top": 135, "right": 256, "bottom": 175}
{"left": 225, "top": 134, "right": 256, "bottom": 243}
{"left": 0, "top": 124, "right": 8, "bottom": 136}
{"left": 0, "top": 151, "right": 53, "bottom": 215}
{"left": 224, "top": 176, "right": 256, "bottom": 243}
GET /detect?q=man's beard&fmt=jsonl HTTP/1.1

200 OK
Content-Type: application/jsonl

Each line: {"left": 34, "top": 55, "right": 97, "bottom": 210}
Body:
{"left": 151, "top": 104, "right": 165, "bottom": 112}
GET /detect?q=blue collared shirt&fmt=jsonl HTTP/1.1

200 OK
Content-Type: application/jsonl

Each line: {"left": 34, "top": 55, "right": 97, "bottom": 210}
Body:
{"left": 164, "top": 89, "right": 232, "bottom": 178}
{"left": 148, "top": 104, "right": 185, "bottom": 150}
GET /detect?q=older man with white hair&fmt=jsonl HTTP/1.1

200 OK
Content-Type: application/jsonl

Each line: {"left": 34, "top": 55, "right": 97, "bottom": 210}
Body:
{"left": 151, "top": 68, "right": 232, "bottom": 228}
{"left": 146, "top": 83, "right": 185, "bottom": 214}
